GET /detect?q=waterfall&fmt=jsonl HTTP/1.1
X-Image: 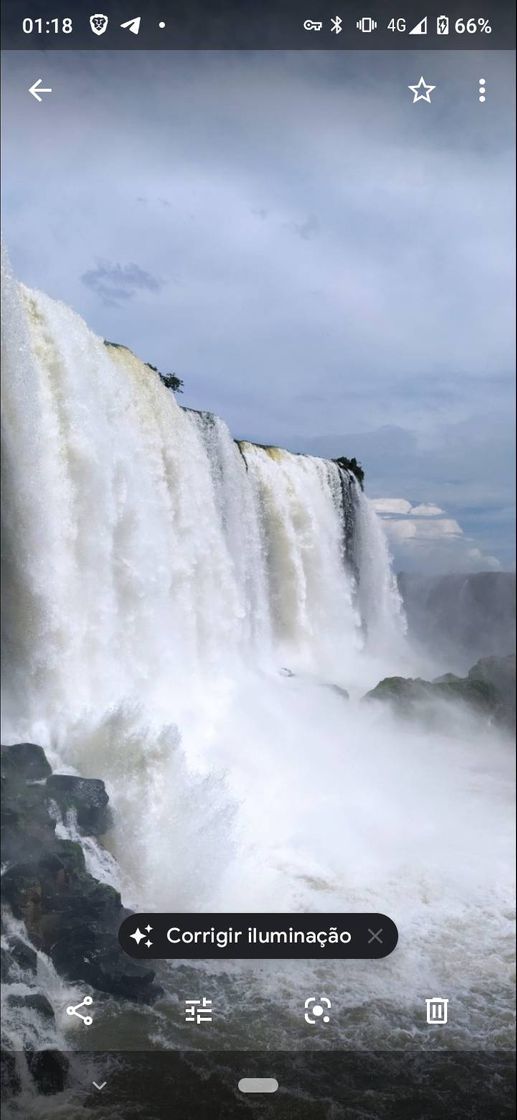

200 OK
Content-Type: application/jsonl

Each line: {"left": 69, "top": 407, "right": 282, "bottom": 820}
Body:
{"left": 4, "top": 260, "right": 511, "bottom": 1061}
{"left": 0, "top": 258, "right": 411, "bottom": 912}
{"left": 1, "top": 262, "right": 405, "bottom": 738}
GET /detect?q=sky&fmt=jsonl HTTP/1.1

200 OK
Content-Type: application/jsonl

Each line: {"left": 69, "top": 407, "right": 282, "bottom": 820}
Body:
{"left": 1, "top": 48, "right": 515, "bottom": 573}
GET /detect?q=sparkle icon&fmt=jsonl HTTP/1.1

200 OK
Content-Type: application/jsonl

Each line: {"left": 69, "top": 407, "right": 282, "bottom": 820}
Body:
{"left": 408, "top": 76, "right": 436, "bottom": 104}
{"left": 130, "top": 927, "right": 146, "bottom": 945}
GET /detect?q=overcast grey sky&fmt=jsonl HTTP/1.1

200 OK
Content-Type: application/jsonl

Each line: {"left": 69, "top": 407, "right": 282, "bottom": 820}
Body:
{"left": 2, "top": 49, "right": 515, "bottom": 571}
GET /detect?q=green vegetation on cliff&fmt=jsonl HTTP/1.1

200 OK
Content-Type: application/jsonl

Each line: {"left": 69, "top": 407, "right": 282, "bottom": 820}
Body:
{"left": 146, "top": 364, "right": 184, "bottom": 393}
{"left": 364, "top": 655, "right": 515, "bottom": 730}
{"left": 103, "top": 342, "right": 184, "bottom": 393}
{"left": 334, "top": 456, "right": 365, "bottom": 489}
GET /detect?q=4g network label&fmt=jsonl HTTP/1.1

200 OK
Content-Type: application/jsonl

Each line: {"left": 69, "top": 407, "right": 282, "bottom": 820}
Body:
{"left": 119, "top": 913, "right": 398, "bottom": 960}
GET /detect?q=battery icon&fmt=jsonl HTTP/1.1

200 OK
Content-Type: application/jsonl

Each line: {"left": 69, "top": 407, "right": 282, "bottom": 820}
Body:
{"left": 436, "top": 15, "right": 450, "bottom": 34}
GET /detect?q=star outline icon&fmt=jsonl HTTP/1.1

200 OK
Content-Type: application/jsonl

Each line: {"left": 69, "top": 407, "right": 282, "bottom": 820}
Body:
{"left": 408, "top": 76, "right": 436, "bottom": 103}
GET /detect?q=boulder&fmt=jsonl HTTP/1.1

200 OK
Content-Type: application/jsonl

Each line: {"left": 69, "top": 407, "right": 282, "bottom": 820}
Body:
{"left": 26, "top": 1049, "right": 69, "bottom": 1095}
{"left": 326, "top": 683, "right": 350, "bottom": 701}
{"left": 2, "top": 744, "right": 162, "bottom": 1005}
{"left": 1, "top": 766, "right": 56, "bottom": 865}
{"left": 364, "top": 655, "right": 515, "bottom": 731}
{"left": 7, "top": 994, "right": 55, "bottom": 1021}
{"left": 1, "top": 743, "right": 51, "bottom": 781}
{"left": 0, "top": 1049, "right": 21, "bottom": 1100}
{"left": 52, "top": 927, "right": 163, "bottom": 1002}
{"left": 468, "top": 655, "right": 515, "bottom": 729}
{"left": 46, "top": 773, "right": 110, "bottom": 835}
{"left": 1, "top": 949, "right": 12, "bottom": 983}
{"left": 364, "top": 673, "right": 497, "bottom": 714}
{"left": 364, "top": 676, "right": 435, "bottom": 708}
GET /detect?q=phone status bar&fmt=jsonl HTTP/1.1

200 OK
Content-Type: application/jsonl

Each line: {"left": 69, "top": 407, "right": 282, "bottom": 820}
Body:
{"left": 2, "top": 1, "right": 516, "bottom": 50}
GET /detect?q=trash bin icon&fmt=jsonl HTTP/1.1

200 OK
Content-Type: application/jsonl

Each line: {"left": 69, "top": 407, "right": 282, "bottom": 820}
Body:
{"left": 425, "top": 997, "right": 449, "bottom": 1024}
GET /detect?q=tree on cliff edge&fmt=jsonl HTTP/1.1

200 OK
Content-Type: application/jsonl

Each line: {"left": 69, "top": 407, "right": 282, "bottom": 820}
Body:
{"left": 146, "top": 364, "right": 184, "bottom": 394}
{"left": 334, "top": 456, "right": 365, "bottom": 489}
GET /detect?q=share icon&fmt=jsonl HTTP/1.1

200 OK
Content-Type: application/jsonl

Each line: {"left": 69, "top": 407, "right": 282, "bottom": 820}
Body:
{"left": 66, "top": 995, "right": 94, "bottom": 1026}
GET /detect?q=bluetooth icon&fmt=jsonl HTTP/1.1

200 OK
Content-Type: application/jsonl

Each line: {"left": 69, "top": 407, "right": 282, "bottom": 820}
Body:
{"left": 331, "top": 16, "right": 342, "bottom": 35}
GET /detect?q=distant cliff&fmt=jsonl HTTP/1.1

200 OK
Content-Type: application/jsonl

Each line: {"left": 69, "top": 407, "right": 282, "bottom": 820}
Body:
{"left": 398, "top": 571, "right": 516, "bottom": 672}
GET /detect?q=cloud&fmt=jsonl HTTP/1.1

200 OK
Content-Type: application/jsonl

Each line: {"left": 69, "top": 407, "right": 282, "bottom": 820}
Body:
{"left": 290, "top": 213, "right": 320, "bottom": 241}
{"left": 297, "top": 417, "right": 515, "bottom": 570}
{"left": 371, "top": 498, "right": 447, "bottom": 519}
{"left": 370, "top": 498, "right": 413, "bottom": 516}
{"left": 373, "top": 498, "right": 501, "bottom": 574}
{"left": 81, "top": 261, "right": 163, "bottom": 305}
{"left": 410, "top": 504, "right": 445, "bottom": 517}
{"left": 385, "top": 517, "right": 462, "bottom": 540}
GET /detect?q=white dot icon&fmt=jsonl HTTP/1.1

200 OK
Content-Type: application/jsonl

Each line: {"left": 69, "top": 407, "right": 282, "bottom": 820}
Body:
{"left": 479, "top": 78, "right": 486, "bottom": 103}
{"left": 312, "top": 1004, "right": 330, "bottom": 1023}
{"left": 159, "top": 21, "right": 166, "bottom": 29}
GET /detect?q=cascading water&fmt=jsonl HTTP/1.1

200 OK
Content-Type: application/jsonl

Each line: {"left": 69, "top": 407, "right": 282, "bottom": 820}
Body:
{"left": 2, "top": 259, "right": 395, "bottom": 730}
{"left": 1, "top": 257, "right": 514, "bottom": 1070}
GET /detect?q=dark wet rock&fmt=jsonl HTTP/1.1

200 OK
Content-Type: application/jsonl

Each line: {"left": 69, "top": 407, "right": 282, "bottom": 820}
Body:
{"left": 1, "top": 743, "right": 52, "bottom": 781}
{"left": 326, "top": 683, "right": 350, "bottom": 701}
{"left": 364, "top": 674, "right": 496, "bottom": 713}
{"left": 467, "top": 655, "right": 515, "bottom": 729}
{"left": 46, "top": 773, "right": 110, "bottom": 835}
{"left": 8, "top": 993, "right": 55, "bottom": 1021}
{"left": 364, "top": 654, "right": 515, "bottom": 731}
{"left": 2, "top": 841, "right": 161, "bottom": 1003}
{"left": 1, "top": 761, "right": 56, "bottom": 864}
{"left": 52, "top": 928, "right": 162, "bottom": 1002}
{"left": 0, "top": 1049, "right": 21, "bottom": 1100}
{"left": 1, "top": 949, "right": 12, "bottom": 982}
{"left": 26, "top": 1049, "right": 69, "bottom": 1095}
{"left": 1, "top": 744, "right": 162, "bottom": 1005}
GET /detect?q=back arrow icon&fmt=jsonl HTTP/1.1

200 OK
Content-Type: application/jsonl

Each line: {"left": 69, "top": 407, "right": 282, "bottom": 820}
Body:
{"left": 29, "top": 79, "right": 52, "bottom": 102}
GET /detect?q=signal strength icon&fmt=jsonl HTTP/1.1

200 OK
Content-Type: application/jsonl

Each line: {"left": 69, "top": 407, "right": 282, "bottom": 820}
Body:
{"left": 409, "top": 16, "right": 428, "bottom": 35}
